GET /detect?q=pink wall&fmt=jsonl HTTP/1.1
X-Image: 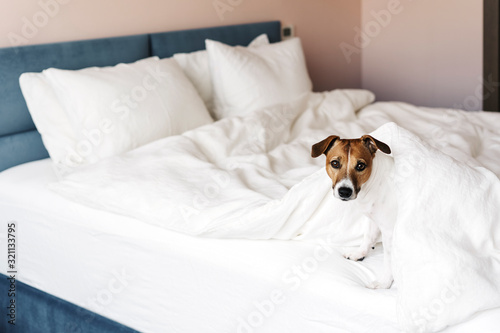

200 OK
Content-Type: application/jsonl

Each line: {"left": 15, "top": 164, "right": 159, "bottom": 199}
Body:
{"left": 0, "top": 0, "right": 362, "bottom": 92}
{"left": 0, "top": 0, "right": 484, "bottom": 109}
{"left": 360, "top": 0, "right": 483, "bottom": 110}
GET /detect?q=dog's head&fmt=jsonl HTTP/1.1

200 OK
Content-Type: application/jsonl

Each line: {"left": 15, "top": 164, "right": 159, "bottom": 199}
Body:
{"left": 311, "top": 135, "right": 391, "bottom": 201}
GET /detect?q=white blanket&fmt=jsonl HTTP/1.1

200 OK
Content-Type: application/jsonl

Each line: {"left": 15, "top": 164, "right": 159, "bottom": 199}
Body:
{"left": 370, "top": 123, "right": 500, "bottom": 332}
{"left": 50, "top": 90, "right": 376, "bottom": 242}
{"left": 49, "top": 90, "right": 500, "bottom": 331}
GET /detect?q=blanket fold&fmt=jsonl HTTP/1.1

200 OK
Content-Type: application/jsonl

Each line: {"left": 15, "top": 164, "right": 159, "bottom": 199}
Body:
{"left": 375, "top": 123, "right": 500, "bottom": 333}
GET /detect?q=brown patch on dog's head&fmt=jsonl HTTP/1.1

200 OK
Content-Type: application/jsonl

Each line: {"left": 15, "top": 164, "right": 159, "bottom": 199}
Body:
{"left": 361, "top": 135, "right": 391, "bottom": 155}
{"left": 311, "top": 135, "right": 339, "bottom": 158}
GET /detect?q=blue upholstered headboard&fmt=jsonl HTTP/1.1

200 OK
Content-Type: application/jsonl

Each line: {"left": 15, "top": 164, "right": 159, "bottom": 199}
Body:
{"left": 0, "top": 21, "right": 281, "bottom": 172}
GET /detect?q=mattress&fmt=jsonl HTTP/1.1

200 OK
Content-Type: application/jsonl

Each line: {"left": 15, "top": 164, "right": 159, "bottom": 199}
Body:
{"left": 1, "top": 158, "right": 500, "bottom": 332}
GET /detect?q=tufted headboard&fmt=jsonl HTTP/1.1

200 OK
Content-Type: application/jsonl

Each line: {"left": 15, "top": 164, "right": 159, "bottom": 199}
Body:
{"left": 0, "top": 21, "right": 281, "bottom": 172}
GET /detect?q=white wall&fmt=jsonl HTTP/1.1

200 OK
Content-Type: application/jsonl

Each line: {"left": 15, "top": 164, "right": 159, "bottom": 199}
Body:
{"left": 361, "top": 0, "right": 483, "bottom": 110}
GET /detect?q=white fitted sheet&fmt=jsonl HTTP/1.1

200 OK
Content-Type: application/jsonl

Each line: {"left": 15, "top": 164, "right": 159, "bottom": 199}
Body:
{"left": 1, "top": 159, "right": 500, "bottom": 332}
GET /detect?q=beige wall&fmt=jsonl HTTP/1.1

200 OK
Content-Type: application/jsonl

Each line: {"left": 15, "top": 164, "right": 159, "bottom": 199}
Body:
{"left": 0, "top": 0, "right": 485, "bottom": 109}
{"left": 360, "top": 0, "right": 483, "bottom": 110}
{"left": 0, "top": 0, "right": 362, "bottom": 92}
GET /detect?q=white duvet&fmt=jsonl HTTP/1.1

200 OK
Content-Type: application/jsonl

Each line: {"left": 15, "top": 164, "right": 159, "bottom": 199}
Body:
{"left": 50, "top": 90, "right": 500, "bottom": 332}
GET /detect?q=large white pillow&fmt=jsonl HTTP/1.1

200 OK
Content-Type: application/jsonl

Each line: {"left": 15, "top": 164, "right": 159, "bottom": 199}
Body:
{"left": 173, "top": 34, "right": 269, "bottom": 115}
{"left": 20, "top": 57, "right": 213, "bottom": 174}
{"left": 206, "top": 37, "right": 312, "bottom": 119}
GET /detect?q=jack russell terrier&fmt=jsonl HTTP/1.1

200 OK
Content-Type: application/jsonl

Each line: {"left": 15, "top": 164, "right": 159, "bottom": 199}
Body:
{"left": 311, "top": 134, "right": 396, "bottom": 289}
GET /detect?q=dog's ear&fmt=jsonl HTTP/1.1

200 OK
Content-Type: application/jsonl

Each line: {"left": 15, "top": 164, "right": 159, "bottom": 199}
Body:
{"left": 311, "top": 135, "right": 339, "bottom": 158}
{"left": 362, "top": 135, "right": 391, "bottom": 155}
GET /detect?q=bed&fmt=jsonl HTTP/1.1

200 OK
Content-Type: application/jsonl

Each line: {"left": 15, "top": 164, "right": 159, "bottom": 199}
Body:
{"left": 1, "top": 20, "right": 500, "bottom": 333}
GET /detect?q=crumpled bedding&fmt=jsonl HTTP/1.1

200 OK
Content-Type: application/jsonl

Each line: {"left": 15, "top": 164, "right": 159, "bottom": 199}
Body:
{"left": 370, "top": 123, "right": 500, "bottom": 332}
{"left": 49, "top": 90, "right": 500, "bottom": 331}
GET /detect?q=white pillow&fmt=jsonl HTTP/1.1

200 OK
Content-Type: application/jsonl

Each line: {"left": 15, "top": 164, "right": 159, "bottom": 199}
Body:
{"left": 19, "top": 70, "right": 78, "bottom": 170}
{"left": 206, "top": 37, "right": 312, "bottom": 119}
{"left": 20, "top": 57, "right": 213, "bottom": 174}
{"left": 173, "top": 34, "right": 269, "bottom": 115}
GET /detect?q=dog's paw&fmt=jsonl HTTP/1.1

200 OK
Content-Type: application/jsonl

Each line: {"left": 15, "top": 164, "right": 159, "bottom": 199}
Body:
{"left": 343, "top": 251, "right": 366, "bottom": 262}
{"left": 367, "top": 279, "right": 393, "bottom": 289}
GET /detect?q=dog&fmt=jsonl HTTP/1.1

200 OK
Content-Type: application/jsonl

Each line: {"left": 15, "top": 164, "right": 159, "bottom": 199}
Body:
{"left": 311, "top": 134, "right": 396, "bottom": 289}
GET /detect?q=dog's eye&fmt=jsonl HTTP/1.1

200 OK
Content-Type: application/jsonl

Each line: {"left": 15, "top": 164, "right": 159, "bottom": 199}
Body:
{"left": 330, "top": 160, "right": 340, "bottom": 169}
{"left": 356, "top": 162, "right": 366, "bottom": 171}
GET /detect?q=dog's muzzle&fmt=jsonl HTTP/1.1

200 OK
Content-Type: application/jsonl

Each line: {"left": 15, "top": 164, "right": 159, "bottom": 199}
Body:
{"left": 333, "top": 178, "right": 357, "bottom": 201}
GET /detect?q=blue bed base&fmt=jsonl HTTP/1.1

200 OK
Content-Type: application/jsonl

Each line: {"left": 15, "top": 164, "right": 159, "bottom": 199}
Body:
{"left": 0, "top": 277, "right": 138, "bottom": 333}
{"left": 0, "top": 20, "right": 281, "bottom": 172}
{"left": 0, "top": 20, "right": 281, "bottom": 332}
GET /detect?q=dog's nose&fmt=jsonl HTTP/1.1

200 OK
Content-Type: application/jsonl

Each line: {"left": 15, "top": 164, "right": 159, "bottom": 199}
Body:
{"left": 338, "top": 187, "right": 353, "bottom": 199}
